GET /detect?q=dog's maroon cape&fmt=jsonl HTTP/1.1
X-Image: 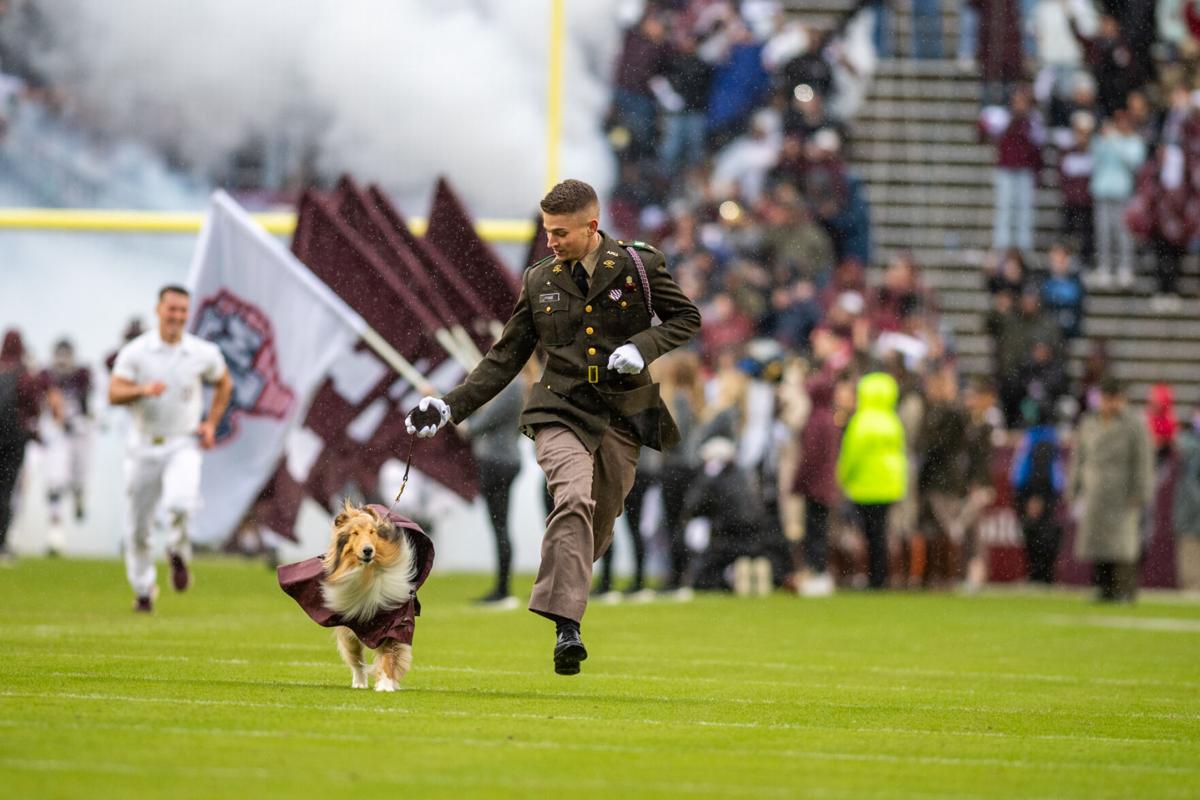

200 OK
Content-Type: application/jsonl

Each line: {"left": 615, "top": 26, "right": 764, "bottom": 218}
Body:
{"left": 276, "top": 507, "right": 435, "bottom": 649}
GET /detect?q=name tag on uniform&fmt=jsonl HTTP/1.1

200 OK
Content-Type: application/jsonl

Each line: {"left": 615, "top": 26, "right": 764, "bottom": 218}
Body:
{"left": 539, "top": 292, "right": 561, "bottom": 303}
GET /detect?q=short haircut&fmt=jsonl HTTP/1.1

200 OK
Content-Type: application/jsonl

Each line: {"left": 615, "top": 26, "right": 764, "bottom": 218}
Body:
{"left": 1099, "top": 376, "right": 1123, "bottom": 397}
{"left": 540, "top": 179, "right": 598, "bottom": 216}
{"left": 158, "top": 284, "right": 190, "bottom": 302}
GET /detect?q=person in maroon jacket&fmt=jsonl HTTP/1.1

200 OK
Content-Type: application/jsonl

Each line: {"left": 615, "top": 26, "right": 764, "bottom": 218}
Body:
{"left": 981, "top": 86, "right": 1045, "bottom": 253}
{"left": 610, "top": 11, "right": 670, "bottom": 161}
{"left": 0, "top": 330, "right": 61, "bottom": 561}
{"left": 42, "top": 339, "right": 92, "bottom": 544}
{"left": 792, "top": 375, "right": 841, "bottom": 596}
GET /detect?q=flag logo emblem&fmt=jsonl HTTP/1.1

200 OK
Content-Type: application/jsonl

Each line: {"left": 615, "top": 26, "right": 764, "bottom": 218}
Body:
{"left": 192, "top": 288, "right": 295, "bottom": 443}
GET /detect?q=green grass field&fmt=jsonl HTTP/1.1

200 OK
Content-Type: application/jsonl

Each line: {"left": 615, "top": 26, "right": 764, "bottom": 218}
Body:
{"left": 1, "top": 558, "right": 1198, "bottom": 799}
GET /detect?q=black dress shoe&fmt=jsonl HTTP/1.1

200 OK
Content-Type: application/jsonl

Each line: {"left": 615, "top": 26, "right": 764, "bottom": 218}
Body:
{"left": 553, "top": 627, "right": 588, "bottom": 675}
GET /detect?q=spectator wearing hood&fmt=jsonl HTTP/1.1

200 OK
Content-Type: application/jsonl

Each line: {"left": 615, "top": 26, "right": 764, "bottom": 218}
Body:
{"left": 792, "top": 375, "right": 840, "bottom": 596}
{"left": 1146, "top": 383, "right": 1179, "bottom": 463}
{"left": 837, "top": 372, "right": 908, "bottom": 588}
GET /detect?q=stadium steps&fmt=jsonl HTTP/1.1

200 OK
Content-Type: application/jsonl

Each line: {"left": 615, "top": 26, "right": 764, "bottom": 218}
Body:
{"left": 853, "top": 22, "right": 1200, "bottom": 409}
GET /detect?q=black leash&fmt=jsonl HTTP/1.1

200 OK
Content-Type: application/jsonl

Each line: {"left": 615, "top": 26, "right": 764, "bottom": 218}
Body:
{"left": 386, "top": 435, "right": 418, "bottom": 516}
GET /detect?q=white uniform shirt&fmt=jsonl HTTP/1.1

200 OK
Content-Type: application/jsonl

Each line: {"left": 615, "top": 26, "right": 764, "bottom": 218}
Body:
{"left": 112, "top": 329, "right": 227, "bottom": 444}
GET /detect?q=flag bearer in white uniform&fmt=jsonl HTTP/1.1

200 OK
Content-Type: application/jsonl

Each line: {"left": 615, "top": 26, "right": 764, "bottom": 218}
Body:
{"left": 108, "top": 286, "right": 232, "bottom": 612}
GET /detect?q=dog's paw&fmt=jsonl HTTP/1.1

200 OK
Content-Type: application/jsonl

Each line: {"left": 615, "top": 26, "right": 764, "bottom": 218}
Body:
{"left": 351, "top": 670, "right": 368, "bottom": 689}
{"left": 374, "top": 675, "right": 397, "bottom": 692}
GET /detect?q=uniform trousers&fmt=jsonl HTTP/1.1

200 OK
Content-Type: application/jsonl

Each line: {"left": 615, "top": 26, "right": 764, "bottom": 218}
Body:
{"left": 530, "top": 423, "right": 640, "bottom": 623}
{"left": 123, "top": 436, "right": 201, "bottom": 598}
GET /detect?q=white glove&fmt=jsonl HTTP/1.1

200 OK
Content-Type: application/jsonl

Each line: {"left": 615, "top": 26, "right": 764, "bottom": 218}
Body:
{"left": 405, "top": 396, "right": 451, "bottom": 438}
{"left": 607, "top": 344, "right": 645, "bottom": 375}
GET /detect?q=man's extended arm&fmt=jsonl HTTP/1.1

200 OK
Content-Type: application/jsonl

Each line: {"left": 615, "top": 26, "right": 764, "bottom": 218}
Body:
{"left": 108, "top": 375, "right": 165, "bottom": 406}
{"left": 626, "top": 251, "right": 702, "bottom": 365}
{"left": 442, "top": 277, "right": 539, "bottom": 424}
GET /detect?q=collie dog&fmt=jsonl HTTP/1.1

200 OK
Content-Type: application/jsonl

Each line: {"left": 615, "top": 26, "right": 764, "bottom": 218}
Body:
{"left": 321, "top": 501, "right": 417, "bottom": 692}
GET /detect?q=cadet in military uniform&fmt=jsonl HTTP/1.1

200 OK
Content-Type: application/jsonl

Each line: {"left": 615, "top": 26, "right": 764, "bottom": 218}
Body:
{"left": 406, "top": 179, "right": 701, "bottom": 675}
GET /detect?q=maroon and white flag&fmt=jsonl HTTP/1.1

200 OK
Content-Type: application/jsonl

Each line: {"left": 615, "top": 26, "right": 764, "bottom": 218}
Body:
{"left": 185, "top": 190, "right": 366, "bottom": 545}
{"left": 252, "top": 185, "right": 480, "bottom": 542}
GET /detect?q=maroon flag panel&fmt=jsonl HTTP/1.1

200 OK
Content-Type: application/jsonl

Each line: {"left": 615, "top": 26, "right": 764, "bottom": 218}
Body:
{"left": 331, "top": 177, "right": 463, "bottom": 336}
{"left": 366, "top": 184, "right": 494, "bottom": 350}
{"left": 424, "top": 176, "right": 520, "bottom": 322}
{"left": 249, "top": 183, "right": 483, "bottom": 541}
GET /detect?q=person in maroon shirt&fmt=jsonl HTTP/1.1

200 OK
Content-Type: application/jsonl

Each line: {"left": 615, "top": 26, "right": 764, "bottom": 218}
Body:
{"left": 1057, "top": 111, "right": 1096, "bottom": 263}
{"left": 981, "top": 86, "right": 1045, "bottom": 253}
{"left": 0, "top": 330, "right": 61, "bottom": 561}
{"left": 42, "top": 339, "right": 93, "bottom": 543}
{"left": 792, "top": 375, "right": 841, "bottom": 596}
{"left": 610, "top": 11, "right": 670, "bottom": 161}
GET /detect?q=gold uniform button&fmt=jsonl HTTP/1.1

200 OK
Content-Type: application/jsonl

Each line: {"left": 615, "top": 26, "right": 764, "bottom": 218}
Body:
{"left": 585, "top": 304, "right": 592, "bottom": 313}
{"left": 620, "top": 301, "right": 628, "bottom": 308}
{"left": 545, "top": 306, "right": 551, "bottom": 312}
{"left": 585, "top": 326, "right": 594, "bottom": 335}
{"left": 588, "top": 347, "right": 597, "bottom": 356}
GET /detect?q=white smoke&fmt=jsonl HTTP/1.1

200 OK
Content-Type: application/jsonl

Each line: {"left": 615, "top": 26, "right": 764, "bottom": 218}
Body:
{"left": 15, "top": 0, "right": 625, "bottom": 216}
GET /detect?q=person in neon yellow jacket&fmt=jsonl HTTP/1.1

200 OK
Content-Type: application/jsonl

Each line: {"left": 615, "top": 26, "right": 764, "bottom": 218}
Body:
{"left": 836, "top": 372, "right": 908, "bottom": 588}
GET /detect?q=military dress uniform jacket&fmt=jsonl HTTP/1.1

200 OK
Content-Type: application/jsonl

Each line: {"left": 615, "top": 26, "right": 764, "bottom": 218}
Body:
{"left": 443, "top": 233, "right": 701, "bottom": 453}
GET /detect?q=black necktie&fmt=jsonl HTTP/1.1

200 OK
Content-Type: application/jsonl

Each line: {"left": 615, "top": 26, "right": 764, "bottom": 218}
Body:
{"left": 571, "top": 261, "right": 589, "bottom": 296}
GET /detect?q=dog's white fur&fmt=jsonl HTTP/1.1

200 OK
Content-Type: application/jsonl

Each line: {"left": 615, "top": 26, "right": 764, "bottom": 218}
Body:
{"left": 320, "top": 501, "right": 418, "bottom": 692}
{"left": 322, "top": 557, "right": 416, "bottom": 623}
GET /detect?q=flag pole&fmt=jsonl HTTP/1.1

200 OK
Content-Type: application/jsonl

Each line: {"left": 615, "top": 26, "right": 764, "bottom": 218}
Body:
{"left": 545, "top": 0, "right": 565, "bottom": 192}
{"left": 359, "top": 326, "right": 437, "bottom": 393}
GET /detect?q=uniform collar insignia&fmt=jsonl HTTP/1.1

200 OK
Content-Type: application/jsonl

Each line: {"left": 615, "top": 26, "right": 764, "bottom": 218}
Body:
{"left": 552, "top": 265, "right": 563, "bottom": 274}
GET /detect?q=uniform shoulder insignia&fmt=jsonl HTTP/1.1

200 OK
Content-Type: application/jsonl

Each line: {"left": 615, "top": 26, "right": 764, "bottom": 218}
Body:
{"left": 526, "top": 254, "right": 556, "bottom": 272}
{"left": 622, "top": 240, "right": 661, "bottom": 255}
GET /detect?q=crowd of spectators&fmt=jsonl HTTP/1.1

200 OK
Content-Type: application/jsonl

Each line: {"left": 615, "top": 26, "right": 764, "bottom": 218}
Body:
{"left": 589, "top": 0, "right": 1200, "bottom": 598}
{"left": 970, "top": 0, "right": 1200, "bottom": 312}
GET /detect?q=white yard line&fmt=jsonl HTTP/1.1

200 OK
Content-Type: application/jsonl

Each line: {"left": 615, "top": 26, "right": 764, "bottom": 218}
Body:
{"left": 34, "top": 668, "right": 1200, "bottom": 721}
{"left": 0, "top": 715, "right": 1193, "bottom": 780}
{"left": 10, "top": 649, "right": 1200, "bottom": 696}
{"left": 1041, "top": 614, "right": 1200, "bottom": 633}
{"left": 1, "top": 689, "right": 1197, "bottom": 765}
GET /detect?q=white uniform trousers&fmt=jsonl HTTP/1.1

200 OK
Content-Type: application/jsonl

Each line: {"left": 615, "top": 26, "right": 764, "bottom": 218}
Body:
{"left": 123, "top": 436, "right": 201, "bottom": 598}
